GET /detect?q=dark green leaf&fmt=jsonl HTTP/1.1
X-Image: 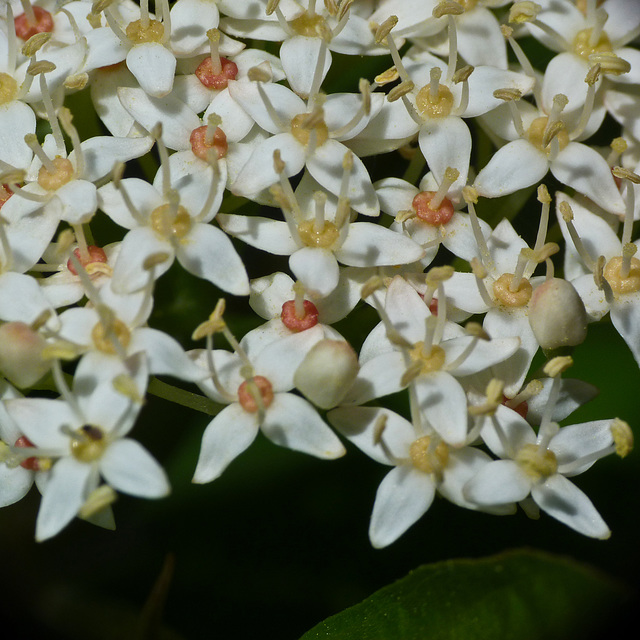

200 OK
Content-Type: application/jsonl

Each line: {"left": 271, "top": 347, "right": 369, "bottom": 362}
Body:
{"left": 300, "top": 548, "right": 630, "bottom": 640}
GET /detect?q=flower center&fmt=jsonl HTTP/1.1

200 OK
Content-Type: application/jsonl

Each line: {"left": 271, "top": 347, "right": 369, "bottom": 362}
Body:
{"left": 237, "top": 376, "right": 274, "bottom": 413}
{"left": 281, "top": 299, "right": 319, "bottom": 331}
{"left": 67, "top": 246, "right": 109, "bottom": 276}
{"left": 91, "top": 318, "right": 132, "bottom": 354}
{"left": 70, "top": 425, "right": 108, "bottom": 463}
{"left": 415, "top": 84, "right": 455, "bottom": 119}
{"left": 126, "top": 19, "right": 165, "bottom": 44}
{"left": 14, "top": 6, "right": 54, "bottom": 40}
{"left": 527, "top": 116, "right": 569, "bottom": 153}
{"left": 297, "top": 220, "right": 339, "bottom": 248}
{"left": 290, "top": 13, "right": 328, "bottom": 38}
{"left": 408, "top": 343, "right": 446, "bottom": 375}
{"left": 150, "top": 204, "right": 192, "bottom": 240}
{"left": 409, "top": 436, "right": 449, "bottom": 474}
{"left": 14, "top": 436, "right": 51, "bottom": 472}
{"left": 492, "top": 273, "right": 533, "bottom": 307}
{"left": 0, "top": 183, "right": 13, "bottom": 208}
{"left": 37, "top": 157, "right": 74, "bottom": 191}
{"left": 0, "top": 73, "right": 18, "bottom": 105}
{"left": 412, "top": 191, "right": 455, "bottom": 225}
{"left": 603, "top": 256, "right": 640, "bottom": 294}
{"left": 195, "top": 57, "right": 238, "bottom": 90}
{"left": 515, "top": 443, "right": 557, "bottom": 481}
{"left": 573, "top": 27, "right": 612, "bottom": 59}
{"left": 290, "top": 113, "right": 329, "bottom": 147}
{"left": 189, "top": 126, "right": 228, "bottom": 161}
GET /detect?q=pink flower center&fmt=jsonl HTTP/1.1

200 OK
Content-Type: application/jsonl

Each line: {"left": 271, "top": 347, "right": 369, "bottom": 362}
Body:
{"left": 189, "top": 125, "right": 228, "bottom": 161}
{"left": 237, "top": 376, "right": 274, "bottom": 413}
{"left": 0, "top": 184, "right": 13, "bottom": 209}
{"left": 14, "top": 6, "right": 54, "bottom": 40}
{"left": 14, "top": 436, "right": 40, "bottom": 471}
{"left": 195, "top": 57, "right": 238, "bottom": 90}
{"left": 66, "top": 246, "right": 108, "bottom": 275}
{"left": 412, "top": 191, "right": 454, "bottom": 225}
{"left": 281, "top": 300, "right": 319, "bottom": 332}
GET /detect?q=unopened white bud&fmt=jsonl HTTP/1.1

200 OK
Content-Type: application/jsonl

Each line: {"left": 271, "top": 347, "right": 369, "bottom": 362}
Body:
{"left": 528, "top": 278, "right": 587, "bottom": 350}
{"left": 293, "top": 340, "right": 359, "bottom": 409}
{"left": 0, "top": 322, "right": 51, "bottom": 388}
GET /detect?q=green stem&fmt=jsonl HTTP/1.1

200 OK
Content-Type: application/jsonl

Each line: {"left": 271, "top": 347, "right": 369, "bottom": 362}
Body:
{"left": 147, "top": 378, "right": 223, "bottom": 416}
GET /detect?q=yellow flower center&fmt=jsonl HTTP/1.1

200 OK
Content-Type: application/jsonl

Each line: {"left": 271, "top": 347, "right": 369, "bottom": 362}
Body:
{"left": 603, "top": 256, "right": 640, "bottom": 294}
{"left": 408, "top": 343, "right": 446, "bottom": 375}
{"left": 409, "top": 436, "right": 449, "bottom": 474}
{"left": 91, "top": 319, "right": 132, "bottom": 355}
{"left": 126, "top": 19, "right": 165, "bottom": 44}
{"left": 297, "top": 220, "right": 340, "bottom": 248}
{"left": 515, "top": 443, "right": 558, "bottom": 481}
{"left": 150, "top": 204, "right": 192, "bottom": 241}
{"left": 573, "top": 27, "right": 612, "bottom": 60}
{"left": 0, "top": 73, "right": 18, "bottom": 105}
{"left": 415, "top": 84, "right": 455, "bottom": 119}
{"left": 37, "top": 157, "right": 75, "bottom": 191}
{"left": 290, "top": 13, "right": 328, "bottom": 38}
{"left": 527, "top": 116, "right": 569, "bottom": 153}
{"left": 70, "top": 425, "right": 108, "bottom": 463}
{"left": 492, "top": 273, "right": 533, "bottom": 307}
{"left": 290, "top": 113, "right": 329, "bottom": 147}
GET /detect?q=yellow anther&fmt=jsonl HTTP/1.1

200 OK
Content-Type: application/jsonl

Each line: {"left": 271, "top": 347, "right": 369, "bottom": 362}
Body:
{"left": 486, "top": 378, "right": 505, "bottom": 405}
{"left": 593, "top": 255, "right": 607, "bottom": 290}
{"left": 559, "top": 200, "right": 574, "bottom": 222}
{"left": 589, "top": 52, "right": 631, "bottom": 75}
{"left": 509, "top": 1, "right": 541, "bottom": 23}
{"left": 41, "top": 341, "right": 81, "bottom": 361}
{"left": 65, "top": 73, "right": 89, "bottom": 90}
{"left": 387, "top": 80, "right": 415, "bottom": 102}
{"left": 541, "top": 120, "right": 567, "bottom": 149}
{"left": 465, "top": 321, "right": 489, "bottom": 339}
{"left": 27, "top": 60, "right": 56, "bottom": 76}
{"left": 585, "top": 64, "right": 602, "bottom": 85}
{"left": 537, "top": 184, "right": 551, "bottom": 204}
{"left": 470, "top": 257, "right": 487, "bottom": 279}
{"left": 78, "top": 485, "right": 117, "bottom": 519}
{"left": 493, "top": 88, "right": 522, "bottom": 102}
{"left": 462, "top": 185, "right": 478, "bottom": 204}
{"left": 372, "top": 413, "right": 388, "bottom": 445}
{"left": 374, "top": 67, "right": 399, "bottom": 86}
{"left": 432, "top": 1, "right": 464, "bottom": 18}
{"left": 248, "top": 65, "right": 272, "bottom": 82}
{"left": 374, "top": 15, "right": 398, "bottom": 44}
{"left": 452, "top": 65, "right": 474, "bottom": 84}
{"left": 543, "top": 355, "right": 573, "bottom": 377}
{"left": 143, "top": 252, "right": 171, "bottom": 270}
{"left": 611, "top": 418, "right": 633, "bottom": 458}
{"left": 612, "top": 166, "right": 640, "bottom": 184}
{"left": 265, "top": 0, "right": 280, "bottom": 15}
{"left": 500, "top": 24, "right": 514, "bottom": 39}
{"left": 30, "top": 309, "right": 53, "bottom": 332}
{"left": 192, "top": 300, "right": 227, "bottom": 341}
{"left": 361, "top": 275, "right": 385, "bottom": 299}
{"left": 425, "top": 265, "right": 455, "bottom": 286}
{"left": 22, "top": 32, "right": 51, "bottom": 57}
{"left": 113, "top": 373, "right": 145, "bottom": 403}
{"left": 395, "top": 209, "right": 415, "bottom": 223}
{"left": 611, "top": 137, "right": 628, "bottom": 155}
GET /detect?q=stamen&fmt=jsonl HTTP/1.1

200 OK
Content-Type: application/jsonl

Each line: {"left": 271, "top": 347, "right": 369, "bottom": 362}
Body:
{"left": 59, "top": 108, "right": 84, "bottom": 178}
{"left": 506, "top": 379, "right": 543, "bottom": 409}
{"left": 72, "top": 223, "right": 90, "bottom": 262}
{"left": 208, "top": 28, "right": 222, "bottom": 75}
{"left": 509, "top": 248, "right": 530, "bottom": 292}
{"left": 494, "top": 88, "right": 525, "bottom": 137}
{"left": 5, "top": 3, "right": 17, "bottom": 73}
{"left": 470, "top": 258, "right": 494, "bottom": 307}
{"left": 375, "top": 16, "right": 412, "bottom": 85}
{"left": 331, "top": 78, "right": 372, "bottom": 138}
{"left": 152, "top": 125, "right": 172, "bottom": 198}
{"left": 588, "top": 7, "right": 609, "bottom": 48}
{"left": 102, "top": 5, "right": 130, "bottom": 45}
{"left": 533, "top": 184, "right": 551, "bottom": 253}
{"left": 313, "top": 191, "right": 326, "bottom": 233}
{"left": 607, "top": 137, "right": 627, "bottom": 166}
{"left": 335, "top": 151, "right": 353, "bottom": 230}
{"left": 19, "top": 0, "right": 37, "bottom": 25}
{"left": 158, "top": 0, "right": 172, "bottom": 41}
{"left": 452, "top": 65, "right": 472, "bottom": 115}
{"left": 140, "top": 0, "right": 150, "bottom": 30}
{"left": 112, "top": 162, "right": 144, "bottom": 225}
{"left": 332, "top": 0, "right": 353, "bottom": 38}
{"left": 611, "top": 418, "right": 633, "bottom": 458}
{"left": 431, "top": 167, "right": 459, "bottom": 210}
{"left": 620, "top": 243, "right": 636, "bottom": 279}
{"left": 50, "top": 358, "right": 85, "bottom": 422}
{"left": 24, "top": 133, "right": 55, "bottom": 173}
{"left": 308, "top": 39, "right": 329, "bottom": 102}
{"left": 463, "top": 186, "right": 492, "bottom": 269}
{"left": 254, "top": 80, "right": 285, "bottom": 131}
{"left": 571, "top": 65, "right": 601, "bottom": 140}
{"left": 559, "top": 200, "right": 595, "bottom": 272}
{"left": 501, "top": 26, "right": 543, "bottom": 108}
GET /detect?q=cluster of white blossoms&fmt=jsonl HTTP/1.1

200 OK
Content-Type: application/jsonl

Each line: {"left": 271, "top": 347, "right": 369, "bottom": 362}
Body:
{"left": 0, "top": 0, "right": 637, "bottom": 547}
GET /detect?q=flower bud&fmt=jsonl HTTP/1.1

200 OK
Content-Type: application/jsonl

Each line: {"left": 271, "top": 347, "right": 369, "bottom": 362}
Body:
{"left": 293, "top": 340, "right": 359, "bottom": 409}
{"left": 528, "top": 278, "right": 588, "bottom": 350}
{"left": 0, "top": 322, "right": 51, "bottom": 388}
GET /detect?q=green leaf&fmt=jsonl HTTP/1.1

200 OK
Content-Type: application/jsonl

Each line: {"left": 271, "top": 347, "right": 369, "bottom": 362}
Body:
{"left": 300, "top": 549, "right": 630, "bottom": 640}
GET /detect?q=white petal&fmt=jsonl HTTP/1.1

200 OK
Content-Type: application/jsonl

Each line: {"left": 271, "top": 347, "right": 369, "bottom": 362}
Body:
{"left": 36, "top": 458, "right": 93, "bottom": 542}
{"left": 127, "top": 43, "right": 176, "bottom": 98}
{"left": 369, "top": 465, "right": 435, "bottom": 548}
{"left": 217, "top": 213, "right": 298, "bottom": 255}
{"left": 100, "top": 439, "right": 170, "bottom": 497}
{"left": 474, "top": 140, "right": 548, "bottom": 197}
{"left": 343, "top": 351, "right": 407, "bottom": 405}
{"left": 193, "top": 404, "right": 259, "bottom": 483}
{"left": 532, "top": 474, "right": 610, "bottom": 539}
{"left": 177, "top": 223, "right": 250, "bottom": 295}
{"left": 289, "top": 247, "right": 339, "bottom": 297}
{"left": 0, "top": 465, "right": 33, "bottom": 508}
{"left": 610, "top": 295, "right": 640, "bottom": 367}
{"left": 75, "top": 135, "right": 153, "bottom": 183}
{"left": 261, "top": 393, "right": 345, "bottom": 458}
{"left": 0, "top": 273, "right": 54, "bottom": 325}
{"left": 281, "top": 36, "right": 331, "bottom": 98}
{"left": 335, "top": 222, "right": 424, "bottom": 267}
{"left": 117, "top": 87, "right": 200, "bottom": 150}
{"left": 170, "top": 0, "right": 219, "bottom": 56}
{"left": 463, "top": 459, "right": 531, "bottom": 505}
{"left": 0, "top": 101, "right": 36, "bottom": 168}
{"left": 551, "top": 142, "right": 626, "bottom": 216}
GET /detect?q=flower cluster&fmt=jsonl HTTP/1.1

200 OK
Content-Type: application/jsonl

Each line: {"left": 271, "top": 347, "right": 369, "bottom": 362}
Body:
{"left": 0, "top": 0, "right": 637, "bottom": 547}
